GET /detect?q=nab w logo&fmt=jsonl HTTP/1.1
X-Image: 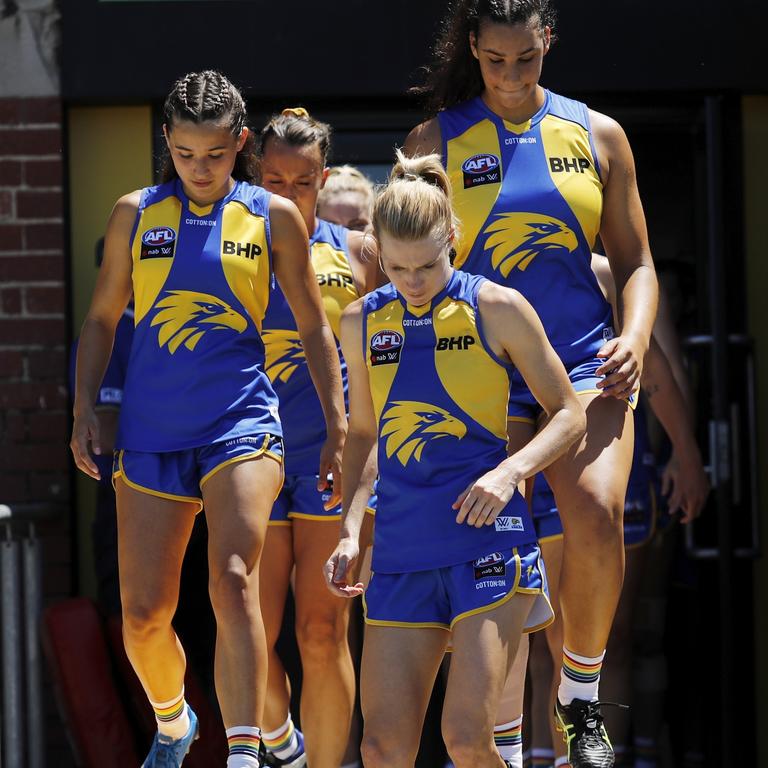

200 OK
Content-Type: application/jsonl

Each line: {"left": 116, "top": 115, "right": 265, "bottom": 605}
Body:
{"left": 370, "top": 329, "right": 404, "bottom": 367}
{"left": 150, "top": 290, "right": 247, "bottom": 354}
{"left": 140, "top": 226, "right": 176, "bottom": 260}
{"left": 380, "top": 401, "right": 466, "bottom": 467}
{"left": 483, "top": 213, "right": 578, "bottom": 276}
{"left": 263, "top": 329, "right": 305, "bottom": 383}
{"left": 223, "top": 240, "right": 263, "bottom": 259}
{"left": 436, "top": 335, "right": 475, "bottom": 351}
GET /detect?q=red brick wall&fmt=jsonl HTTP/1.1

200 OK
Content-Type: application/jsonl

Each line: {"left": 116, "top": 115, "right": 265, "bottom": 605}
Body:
{"left": 0, "top": 97, "right": 75, "bottom": 763}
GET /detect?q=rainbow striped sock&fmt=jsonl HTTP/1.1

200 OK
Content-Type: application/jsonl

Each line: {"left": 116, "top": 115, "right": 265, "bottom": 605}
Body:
{"left": 263, "top": 716, "right": 299, "bottom": 760}
{"left": 226, "top": 726, "right": 262, "bottom": 767}
{"left": 149, "top": 690, "right": 189, "bottom": 740}
{"left": 558, "top": 646, "right": 605, "bottom": 704}
{"left": 494, "top": 716, "right": 523, "bottom": 763}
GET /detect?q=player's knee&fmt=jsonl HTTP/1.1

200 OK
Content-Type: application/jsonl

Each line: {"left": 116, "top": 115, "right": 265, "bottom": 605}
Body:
{"left": 122, "top": 594, "right": 175, "bottom": 641}
{"left": 564, "top": 489, "right": 624, "bottom": 541}
{"left": 442, "top": 723, "right": 495, "bottom": 768}
{"left": 295, "top": 613, "right": 348, "bottom": 666}
{"left": 361, "top": 730, "right": 411, "bottom": 767}
{"left": 208, "top": 557, "right": 255, "bottom": 620}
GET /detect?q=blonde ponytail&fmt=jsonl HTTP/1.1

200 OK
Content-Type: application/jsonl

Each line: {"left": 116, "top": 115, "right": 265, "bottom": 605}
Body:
{"left": 372, "top": 150, "right": 458, "bottom": 248}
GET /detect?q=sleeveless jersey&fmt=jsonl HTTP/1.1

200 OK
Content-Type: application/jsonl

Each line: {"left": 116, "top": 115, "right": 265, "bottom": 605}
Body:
{"left": 117, "top": 179, "right": 281, "bottom": 451}
{"left": 363, "top": 269, "right": 536, "bottom": 574}
{"left": 262, "top": 219, "right": 357, "bottom": 475}
{"left": 438, "top": 89, "right": 613, "bottom": 368}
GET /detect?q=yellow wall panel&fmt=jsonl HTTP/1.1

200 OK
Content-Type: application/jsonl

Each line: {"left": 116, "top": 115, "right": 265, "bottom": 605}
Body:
{"left": 67, "top": 105, "right": 153, "bottom": 598}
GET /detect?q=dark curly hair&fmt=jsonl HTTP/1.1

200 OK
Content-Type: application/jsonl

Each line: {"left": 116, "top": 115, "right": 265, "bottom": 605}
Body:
{"left": 412, "top": 0, "right": 557, "bottom": 116}
{"left": 160, "top": 70, "right": 257, "bottom": 184}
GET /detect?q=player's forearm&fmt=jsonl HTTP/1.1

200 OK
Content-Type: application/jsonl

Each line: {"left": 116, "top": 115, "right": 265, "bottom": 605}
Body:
{"left": 73, "top": 318, "right": 116, "bottom": 415}
{"left": 340, "top": 429, "right": 377, "bottom": 542}
{"left": 505, "top": 401, "right": 586, "bottom": 482}
{"left": 615, "top": 262, "right": 658, "bottom": 351}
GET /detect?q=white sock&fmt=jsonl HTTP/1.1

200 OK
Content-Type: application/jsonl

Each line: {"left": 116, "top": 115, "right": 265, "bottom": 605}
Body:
{"left": 149, "top": 691, "right": 190, "bottom": 740}
{"left": 558, "top": 646, "right": 605, "bottom": 704}
{"left": 262, "top": 715, "right": 300, "bottom": 760}
{"left": 494, "top": 716, "right": 523, "bottom": 763}
{"left": 226, "top": 726, "right": 262, "bottom": 768}
{"left": 554, "top": 757, "right": 570, "bottom": 767}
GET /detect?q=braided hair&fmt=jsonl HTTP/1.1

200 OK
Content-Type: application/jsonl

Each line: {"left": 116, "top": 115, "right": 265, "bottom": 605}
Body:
{"left": 161, "top": 70, "right": 257, "bottom": 183}
{"left": 412, "top": 0, "right": 557, "bottom": 116}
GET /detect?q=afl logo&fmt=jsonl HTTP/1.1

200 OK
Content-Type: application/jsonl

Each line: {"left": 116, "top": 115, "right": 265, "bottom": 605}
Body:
{"left": 371, "top": 330, "right": 403, "bottom": 352}
{"left": 462, "top": 154, "right": 501, "bottom": 190}
{"left": 140, "top": 226, "right": 177, "bottom": 260}
{"left": 142, "top": 226, "right": 176, "bottom": 246}
{"left": 370, "top": 330, "right": 403, "bottom": 367}
{"left": 474, "top": 552, "right": 504, "bottom": 568}
{"left": 462, "top": 154, "right": 500, "bottom": 175}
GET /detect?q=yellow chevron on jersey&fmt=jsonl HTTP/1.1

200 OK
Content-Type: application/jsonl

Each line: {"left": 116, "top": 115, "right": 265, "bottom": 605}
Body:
{"left": 131, "top": 195, "right": 182, "bottom": 324}
{"left": 263, "top": 329, "right": 305, "bottom": 383}
{"left": 150, "top": 290, "right": 247, "bottom": 353}
{"left": 220, "top": 200, "right": 271, "bottom": 333}
{"left": 539, "top": 114, "right": 603, "bottom": 248}
{"left": 380, "top": 401, "right": 467, "bottom": 467}
{"left": 432, "top": 296, "right": 509, "bottom": 440}
{"left": 483, "top": 212, "right": 578, "bottom": 276}
{"left": 444, "top": 119, "right": 502, "bottom": 270}
{"left": 311, "top": 239, "right": 357, "bottom": 339}
{"left": 363, "top": 298, "right": 406, "bottom": 423}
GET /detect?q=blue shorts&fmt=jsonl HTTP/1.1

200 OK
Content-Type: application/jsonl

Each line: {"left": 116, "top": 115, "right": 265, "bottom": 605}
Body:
{"left": 623, "top": 479, "right": 657, "bottom": 548}
{"left": 270, "top": 475, "right": 377, "bottom": 525}
{"left": 531, "top": 477, "right": 657, "bottom": 548}
{"left": 363, "top": 542, "right": 553, "bottom": 632}
{"left": 508, "top": 356, "right": 637, "bottom": 424}
{"left": 113, "top": 433, "right": 284, "bottom": 513}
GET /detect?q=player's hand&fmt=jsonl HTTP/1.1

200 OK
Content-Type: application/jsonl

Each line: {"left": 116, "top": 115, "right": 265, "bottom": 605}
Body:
{"left": 324, "top": 537, "right": 364, "bottom": 598}
{"left": 70, "top": 405, "right": 102, "bottom": 481}
{"left": 318, "top": 424, "right": 345, "bottom": 510}
{"left": 662, "top": 449, "right": 710, "bottom": 524}
{"left": 596, "top": 332, "right": 645, "bottom": 400}
{"left": 453, "top": 465, "right": 520, "bottom": 528}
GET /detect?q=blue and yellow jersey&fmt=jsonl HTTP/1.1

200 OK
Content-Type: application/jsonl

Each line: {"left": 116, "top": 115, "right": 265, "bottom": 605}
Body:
{"left": 117, "top": 179, "right": 281, "bottom": 451}
{"left": 438, "top": 90, "right": 612, "bottom": 367}
{"left": 262, "top": 219, "right": 357, "bottom": 475}
{"left": 363, "top": 269, "right": 536, "bottom": 574}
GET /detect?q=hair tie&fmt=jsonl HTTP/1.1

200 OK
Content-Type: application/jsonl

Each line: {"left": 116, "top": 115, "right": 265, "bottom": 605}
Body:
{"left": 282, "top": 107, "right": 309, "bottom": 119}
{"left": 403, "top": 172, "right": 419, "bottom": 181}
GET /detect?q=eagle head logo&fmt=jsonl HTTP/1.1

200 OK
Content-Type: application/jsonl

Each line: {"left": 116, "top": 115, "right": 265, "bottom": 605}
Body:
{"left": 483, "top": 213, "right": 578, "bottom": 277}
{"left": 150, "top": 290, "right": 247, "bottom": 354}
{"left": 380, "top": 401, "right": 466, "bottom": 467}
{"left": 263, "top": 329, "right": 306, "bottom": 383}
